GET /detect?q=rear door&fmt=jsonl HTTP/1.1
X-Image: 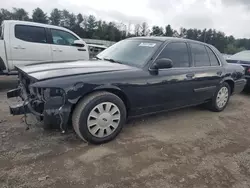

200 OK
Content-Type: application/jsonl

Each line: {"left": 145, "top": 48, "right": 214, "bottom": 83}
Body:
{"left": 189, "top": 42, "right": 223, "bottom": 102}
{"left": 9, "top": 24, "right": 52, "bottom": 69}
{"left": 50, "top": 29, "right": 89, "bottom": 62}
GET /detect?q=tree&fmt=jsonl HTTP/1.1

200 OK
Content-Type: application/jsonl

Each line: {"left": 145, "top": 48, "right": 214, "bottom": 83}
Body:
{"left": 76, "top": 13, "right": 83, "bottom": 25}
{"left": 164, "top": 24, "right": 173, "bottom": 37}
{"left": 151, "top": 26, "right": 163, "bottom": 36}
{"left": 12, "top": 8, "right": 29, "bottom": 21}
{"left": 134, "top": 24, "right": 141, "bottom": 36}
{"left": 0, "top": 9, "right": 13, "bottom": 24}
{"left": 1, "top": 7, "right": 250, "bottom": 52}
{"left": 225, "top": 44, "right": 245, "bottom": 54}
{"left": 32, "top": 8, "right": 48, "bottom": 23}
{"left": 179, "top": 27, "right": 187, "bottom": 38}
{"left": 50, "top": 8, "right": 61, "bottom": 26}
{"left": 72, "top": 13, "right": 84, "bottom": 37}
{"left": 85, "top": 15, "right": 97, "bottom": 38}
{"left": 141, "top": 22, "right": 149, "bottom": 36}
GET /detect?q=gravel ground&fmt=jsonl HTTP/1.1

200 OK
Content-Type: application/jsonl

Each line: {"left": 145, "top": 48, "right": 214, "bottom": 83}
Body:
{"left": 0, "top": 76, "right": 250, "bottom": 188}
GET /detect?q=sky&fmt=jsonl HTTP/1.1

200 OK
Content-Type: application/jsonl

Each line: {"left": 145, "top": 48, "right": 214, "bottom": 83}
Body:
{"left": 2, "top": 0, "right": 250, "bottom": 38}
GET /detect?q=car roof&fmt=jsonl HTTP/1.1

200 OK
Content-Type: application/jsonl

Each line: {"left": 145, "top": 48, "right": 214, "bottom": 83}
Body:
{"left": 129, "top": 36, "right": 211, "bottom": 46}
{"left": 3, "top": 20, "right": 72, "bottom": 33}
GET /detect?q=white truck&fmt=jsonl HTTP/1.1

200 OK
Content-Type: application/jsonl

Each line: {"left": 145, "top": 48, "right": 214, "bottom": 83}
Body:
{"left": 0, "top": 20, "right": 89, "bottom": 74}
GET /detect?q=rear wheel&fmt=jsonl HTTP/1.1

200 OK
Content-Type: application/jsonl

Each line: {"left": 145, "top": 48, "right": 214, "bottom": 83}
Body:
{"left": 72, "top": 92, "right": 126, "bottom": 144}
{"left": 209, "top": 82, "right": 231, "bottom": 112}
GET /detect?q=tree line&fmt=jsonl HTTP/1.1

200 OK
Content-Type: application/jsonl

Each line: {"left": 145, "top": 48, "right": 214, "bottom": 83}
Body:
{"left": 0, "top": 7, "right": 249, "bottom": 54}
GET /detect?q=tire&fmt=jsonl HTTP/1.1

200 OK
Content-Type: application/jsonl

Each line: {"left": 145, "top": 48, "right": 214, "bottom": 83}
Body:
{"left": 209, "top": 82, "right": 231, "bottom": 112}
{"left": 72, "top": 91, "right": 127, "bottom": 144}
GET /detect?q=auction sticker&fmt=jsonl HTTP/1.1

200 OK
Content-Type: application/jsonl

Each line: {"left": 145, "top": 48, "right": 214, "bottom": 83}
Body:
{"left": 139, "top": 43, "right": 156, "bottom": 47}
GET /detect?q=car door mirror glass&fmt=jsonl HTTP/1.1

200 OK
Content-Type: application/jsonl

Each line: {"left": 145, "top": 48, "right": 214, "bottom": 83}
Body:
{"left": 153, "top": 58, "right": 173, "bottom": 69}
{"left": 73, "top": 40, "right": 85, "bottom": 47}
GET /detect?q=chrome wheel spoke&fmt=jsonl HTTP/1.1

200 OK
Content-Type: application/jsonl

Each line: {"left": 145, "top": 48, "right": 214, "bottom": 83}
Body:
{"left": 111, "top": 121, "right": 119, "bottom": 128}
{"left": 89, "top": 110, "right": 99, "bottom": 119}
{"left": 88, "top": 119, "right": 97, "bottom": 127}
{"left": 97, "top": 104, "right": 105, "bottom": 114}
{"left": 106, "top": 127, "right": 113, "bottom": 135}
{"left": 97, "top": 128, "right": 104, "bottom": 137}
{"left": 105, "top": 103, "right": 112, "bottom": 112}
{"left": 90, "top": 125, "right": 100, "bottom": 135}
{"left": 112, "top": 113, "right": 120, "bottom": 121}
{"left": 110, "top": 107, "right": 119, "bottom": 115}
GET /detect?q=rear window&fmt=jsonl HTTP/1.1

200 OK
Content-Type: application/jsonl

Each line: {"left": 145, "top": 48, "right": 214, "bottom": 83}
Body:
{"left": 15, "top": 25, "right": 47, "bottom": 43}
{"left": 205, "top": 46, "right": 220, "bottom": 66}
{"left": 190, "top": 43, "right": 210, "bottom": 67}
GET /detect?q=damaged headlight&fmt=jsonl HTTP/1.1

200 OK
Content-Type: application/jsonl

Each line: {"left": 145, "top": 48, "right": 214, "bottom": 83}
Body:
{"left": 43, "top": 88, "right": 64, "bottom": 100}
{"left": 29, "top": 87, "right": 64, "bottom": 101}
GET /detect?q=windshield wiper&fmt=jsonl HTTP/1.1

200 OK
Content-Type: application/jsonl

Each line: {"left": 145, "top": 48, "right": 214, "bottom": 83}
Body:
{"left": 103, "top": 58, "right": 122, "bottom": 64}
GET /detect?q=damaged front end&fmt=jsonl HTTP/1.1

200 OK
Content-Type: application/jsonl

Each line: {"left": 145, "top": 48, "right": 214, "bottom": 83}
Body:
{"left": 7, "top": 72, "right": 71, "bottom": 132}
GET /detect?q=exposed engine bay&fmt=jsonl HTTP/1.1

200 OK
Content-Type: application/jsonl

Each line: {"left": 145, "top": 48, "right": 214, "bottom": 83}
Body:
{"left": 7, "top": 71, "right": 70, "bottom": 132}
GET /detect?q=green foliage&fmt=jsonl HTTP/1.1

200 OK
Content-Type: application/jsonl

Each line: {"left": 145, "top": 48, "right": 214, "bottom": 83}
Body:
{"left": 50, "top": 9, "right": 61, "bottom": 26}
{"left": 151, "top": 26, "right": 164, "bottom": 36}
{"left": 0, "top": 7, "right": 250, "bottom": 52}
{"left": 12, "top": 8, "right": 29, "bottom": 21}
{"left": 164, "top": 25, "right": 173, "bottom": 37}
{"left": 32, "top": 8, "right": 48, "bottom": 23}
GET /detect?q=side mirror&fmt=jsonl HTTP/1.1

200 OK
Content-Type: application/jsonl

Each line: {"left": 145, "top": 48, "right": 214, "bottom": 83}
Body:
{"left": 152, "top": 58, "right": 173, "bottom": 70}
{"left": 72, "top": 40, "right": 85, "bottom": 47}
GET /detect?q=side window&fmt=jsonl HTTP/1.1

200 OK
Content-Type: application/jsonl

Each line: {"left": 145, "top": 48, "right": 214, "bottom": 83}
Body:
{"left": 15, "top": 25, "right": 47, "bottom": 43}
{"left": 190, "top": 43, "right": 210, "bottom": 67}
{"left": 0, "top": 25, "right": 3, "bottom": 40}
{"left": 205, "top": 46, "right": 220, "bottom": 66}
{"left": 157, "top": 42, "right": 189, "bottom": 67}
{"left": 51, "top": 29, "right": 78, "bottom": 46}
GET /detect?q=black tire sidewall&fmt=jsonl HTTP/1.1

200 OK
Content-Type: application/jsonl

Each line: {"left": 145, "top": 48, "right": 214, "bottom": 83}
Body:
{"left": 78, "top": 94, "right": 126, "bottom": 144}
{"left": 213, "top": 83, "right": 231, "bottom": 111}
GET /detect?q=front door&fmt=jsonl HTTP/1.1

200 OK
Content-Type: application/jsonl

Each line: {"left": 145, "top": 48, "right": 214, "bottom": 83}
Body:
{"left": 50, "top": 29, "right": 89, "bottom": 62}
{"left": 136, "top": 42, "right": 196, "bottom": 114}
{"left": 9, "top": 24, "right": 52, "bottom": 70}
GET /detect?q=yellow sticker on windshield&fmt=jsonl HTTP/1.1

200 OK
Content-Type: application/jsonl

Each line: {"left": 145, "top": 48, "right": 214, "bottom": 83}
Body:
{"left": 139, "top": 43, "right": 156, "bottom": 47}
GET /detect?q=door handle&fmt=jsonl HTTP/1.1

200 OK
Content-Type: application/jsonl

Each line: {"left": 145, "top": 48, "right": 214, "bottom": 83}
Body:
{"left": 13, "top": 46, "right": 25, "bottom": 49}
{"left": 186, "top": 73, "right": 194, "bottom": 79}
{"left": 53, "top": 49, "right": 62, "bottom": 52}
{"left": 78, "top": 49, "right": 86, "bottom": 51}
{"left": 217, "top": 71, "right": 222, "bottom": 76}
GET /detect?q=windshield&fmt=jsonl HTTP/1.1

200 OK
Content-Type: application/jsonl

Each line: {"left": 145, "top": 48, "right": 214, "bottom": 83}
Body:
{"left": 229, "top": 50, "right": 250, "bottom": 61}
{"left": 96, "top": 39, "right": 162, "bottom": 67}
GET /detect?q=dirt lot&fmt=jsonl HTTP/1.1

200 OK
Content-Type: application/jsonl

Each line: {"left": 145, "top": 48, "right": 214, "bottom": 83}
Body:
{"left": 0, "top": 76, "right": 250, "bottom": 188}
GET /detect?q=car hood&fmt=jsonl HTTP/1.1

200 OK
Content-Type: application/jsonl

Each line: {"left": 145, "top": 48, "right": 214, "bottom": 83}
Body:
{"left": 16, "top": 60, "right": 135, "bottom": 80}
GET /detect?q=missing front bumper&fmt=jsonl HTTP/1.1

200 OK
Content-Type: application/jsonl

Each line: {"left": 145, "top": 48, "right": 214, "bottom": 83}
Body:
{"left": 7, "top": 88, "right": 21, "bottom": 98}
{"left": 9, "top": 101, "right": 30, "bottom": 115}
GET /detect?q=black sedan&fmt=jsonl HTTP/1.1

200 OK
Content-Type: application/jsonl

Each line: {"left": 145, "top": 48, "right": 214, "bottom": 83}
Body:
{"left": 7, "top": 37, "right": 246, "bottom": 144}
{"left": 226, "top": 50, "right": 250, "bottom": 88}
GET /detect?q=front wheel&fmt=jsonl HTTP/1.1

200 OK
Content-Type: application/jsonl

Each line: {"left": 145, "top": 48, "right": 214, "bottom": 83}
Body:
{"left": 209, "top": 82, "right": 231, "bottom": 112}
{"left": 72, "top": 92, "right": 127, "bottom": 144}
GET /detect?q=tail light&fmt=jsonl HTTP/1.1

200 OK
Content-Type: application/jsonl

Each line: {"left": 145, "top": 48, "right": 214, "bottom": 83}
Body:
{"left": 247, "top": 68, "right": 250, "bottom": 74}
